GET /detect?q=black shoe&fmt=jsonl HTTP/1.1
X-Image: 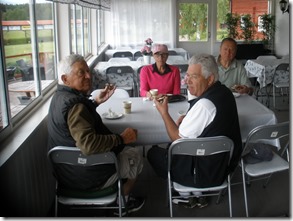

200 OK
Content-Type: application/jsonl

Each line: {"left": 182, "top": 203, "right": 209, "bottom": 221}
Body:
{"left": 172, "top": 191, "right": 189, "bottom": 205}
{"left": 181, "top": 196, "right": 208, "bottom": 209}
{"left": 114, "top": 196, "right": 145, "bottom": 216}
{"left": 196, "top": 196, "right": 208, "bottom": 208}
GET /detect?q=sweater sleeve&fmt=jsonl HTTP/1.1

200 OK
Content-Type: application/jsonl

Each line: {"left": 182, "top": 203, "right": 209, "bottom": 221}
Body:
{"left": 172, "top": 66, "right": 182, "bottom": 95}
{"left": 139, "top": 66, "right": 151, "bottom": 97}
{"left": 67, "top": 103, "right": 123, "bottom": 155}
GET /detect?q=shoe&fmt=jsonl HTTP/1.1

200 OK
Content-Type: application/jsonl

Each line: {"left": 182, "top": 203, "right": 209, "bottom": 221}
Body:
{"left": 196, "top": 196, "right": 208, "bottom": 208}
{"left": 181, "top": 197, "right": 208, "bottom": 209}
{"left": 114, "top": 196, "right": 145, "bottom": 216}
{"left": 172, "top": 191, "right": 189, "bottom": 205}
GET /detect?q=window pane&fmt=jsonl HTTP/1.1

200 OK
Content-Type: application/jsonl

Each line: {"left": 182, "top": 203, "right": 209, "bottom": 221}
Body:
{"left": 217, "top": 0, "right": 230, "bottom": 41}
{"left": 0, "top": 0, "right": 55, "bottom": 131}
{"left": 83, "top": 8, "right": 89, "bottom": 56}
{"left": 36, "top": 0, "right": 56, "bottom": 81}
{"left": 179, "top": 3, "right": 208, "bottom": 42}
{"left": 76, "top": 5, "right": 82, "bottom": 55}
{"left": 216, "top": 0, "right": 270, "bottom": 41}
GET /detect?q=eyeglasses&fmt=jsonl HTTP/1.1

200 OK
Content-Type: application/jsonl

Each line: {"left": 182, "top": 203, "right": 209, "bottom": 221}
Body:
{"left": 154, "top": 53, "right": 168, "bottom": 58}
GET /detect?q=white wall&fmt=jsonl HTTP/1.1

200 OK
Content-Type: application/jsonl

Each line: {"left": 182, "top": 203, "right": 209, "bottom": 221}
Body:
{"left": 274, "top": 1, "right": 290, "bottom": 57}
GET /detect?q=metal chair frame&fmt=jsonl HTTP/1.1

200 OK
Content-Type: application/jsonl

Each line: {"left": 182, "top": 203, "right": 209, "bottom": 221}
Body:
{"left": 240, "top": 122, "right": 289, "bottom": 217}
{"left": 48, "top": 146, "right": 125, "bottom": 217}
{"left": 105, "top": 66, "right": 136, "bottom": 97}
{"left": 167, "top": 136, "right": 234, "bottom": 217}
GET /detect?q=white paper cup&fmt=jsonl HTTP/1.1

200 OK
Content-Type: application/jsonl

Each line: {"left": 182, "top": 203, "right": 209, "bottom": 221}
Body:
{"left": 123, "top": 101, "right": 132, "bottom": 114}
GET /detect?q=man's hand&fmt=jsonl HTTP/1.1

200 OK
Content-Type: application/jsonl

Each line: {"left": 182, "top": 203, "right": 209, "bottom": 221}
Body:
{"left": 233, "top": 84, "right": 251, "bottom": 94}
{"left": 120, "top": 128, "right": 138, "bottom": 144}
{"left": 95, "top": 84, "right": 116, "bottom": 104}
{"left": 154, "top": 96, "right": 169, "bottom": 116}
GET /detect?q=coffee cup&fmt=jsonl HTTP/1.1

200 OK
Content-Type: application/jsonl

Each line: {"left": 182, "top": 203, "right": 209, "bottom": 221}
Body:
{"left": 123, "top": 101, "right": 132, "bottom": 114}
{"left": 149, "top": 89, "right": 158, "bottom": 98}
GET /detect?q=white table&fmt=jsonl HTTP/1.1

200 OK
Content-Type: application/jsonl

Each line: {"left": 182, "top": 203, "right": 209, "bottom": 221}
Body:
{"left": 96, "top": 95, "right": 278, "bottom": 146}
{"left": 105, "top": 48, "right": 190, "bottom": 60}
{"left": 244, "top": 58, "right": 290, "bottom": 88}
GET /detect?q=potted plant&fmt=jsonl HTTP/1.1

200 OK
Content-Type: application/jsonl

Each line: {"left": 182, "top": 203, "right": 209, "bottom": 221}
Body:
{"left": 240, "top": 14, "right": 255, "bottom": 43}
{"left": 259, "top": 13, "right": 276, "bottom": 52}
{"left": 140, "top": 38, "right": 153, "bottom": 64}
{"left": 225, "top": 13, "right": 240, "bottom": 39}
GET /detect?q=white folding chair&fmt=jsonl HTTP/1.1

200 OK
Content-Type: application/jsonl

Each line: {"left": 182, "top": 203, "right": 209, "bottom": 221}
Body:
{"left": 47, "top": 146, "right": 125, "bottom": 217}
{"left": 105, "top": 66, "right": 136, "bottom": 97}
{"left": 240, "top": 121, "right": 289, "bottom": 217}
{"left": 270, "top": 63, "right": 289, "bottom": 110}
{"left": 167, "top": 136, "right": 234, "bottom": 217}
{"left": 174, "top": 64, "right": 188, "bottom": 95}
{"left": 112, "top": 51, "right": 133, "bottom": 61}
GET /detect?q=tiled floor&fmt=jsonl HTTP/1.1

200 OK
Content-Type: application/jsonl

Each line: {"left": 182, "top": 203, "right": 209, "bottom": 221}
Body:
{"left": 55, "top": 92, "right": 290, "bottom": 218}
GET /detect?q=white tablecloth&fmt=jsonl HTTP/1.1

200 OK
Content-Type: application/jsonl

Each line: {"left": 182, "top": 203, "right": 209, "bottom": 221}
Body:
{"left": 96, "top": 95, "right": 277, "bottom": 146}
{"left": 244, "top": 58, "right": 289, "bottom": 88}
{"left": 105, "top": 48, "right": 190, "bottom": 60}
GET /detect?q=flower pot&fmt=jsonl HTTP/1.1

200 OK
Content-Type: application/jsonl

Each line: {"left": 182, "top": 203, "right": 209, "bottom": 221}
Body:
{"left": 143, "top": 55, "right": 151, "bottom": 64}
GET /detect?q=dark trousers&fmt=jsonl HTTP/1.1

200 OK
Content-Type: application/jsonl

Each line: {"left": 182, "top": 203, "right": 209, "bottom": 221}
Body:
{"left": 147, "top": 145, "right": 168, "bottom": 179}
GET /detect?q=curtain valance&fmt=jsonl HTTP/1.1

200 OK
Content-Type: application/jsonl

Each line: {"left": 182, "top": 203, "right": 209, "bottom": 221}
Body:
{"left": 46, "top": 0, "right": 111, "bottom": 11}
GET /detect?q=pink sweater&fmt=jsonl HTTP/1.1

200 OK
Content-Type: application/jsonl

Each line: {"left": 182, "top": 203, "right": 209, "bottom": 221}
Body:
{"left": 139, "top": 64, "right": 181, "bottom": 96}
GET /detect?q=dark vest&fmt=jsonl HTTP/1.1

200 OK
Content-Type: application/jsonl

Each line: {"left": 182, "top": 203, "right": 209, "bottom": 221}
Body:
{"left": 171, "top": 81, "right": 242, "bottom": 187}
{"left": 47, "top": 85, "right": 115, "bottom": 190}
{"left": 47, "top": 85, "right": 112, "bottom": 151}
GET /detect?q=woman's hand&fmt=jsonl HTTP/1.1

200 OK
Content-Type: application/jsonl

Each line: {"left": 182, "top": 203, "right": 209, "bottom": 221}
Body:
{"left": 95, "top": 84, "right": 116, "bottom": 104}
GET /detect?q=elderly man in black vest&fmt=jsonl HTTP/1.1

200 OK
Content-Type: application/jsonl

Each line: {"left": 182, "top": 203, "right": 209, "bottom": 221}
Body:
{"left": 47, "top": 54, "right": 144, "bottom": 215}
{"left": 147, "top": 53, "right": 242, "bottom": 208}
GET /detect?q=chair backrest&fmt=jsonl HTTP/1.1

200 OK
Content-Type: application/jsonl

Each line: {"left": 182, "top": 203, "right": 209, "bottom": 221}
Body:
{"left": 272, "top": 63, "right": 289, "bottom": 85}
{"left": 167, "top": 55, "right": 185, "bottom": 63}
{"left": 168, "top": 136, "right": 233, "bottom": 160}
{"left": 168, "top": 136, "right": 234, "bottom": 187}
{"left": 108, "top": 57, "right": 131, "bottom": 62}
{"left": 168, "top": 50, "right": 178, "bottom": 55}
{"left": 48, "top": 146, "right": 117, "bottom": 166}
{"left": 48, "top": 146, "right": 118, "bottom": 190}
{"left": 256, "top": 55, "right": 277, "bottom": 60}
{"left": 135, "top": 65, "right": 146, "bottom": 96}
{"left": 242, "top": 121, "right": 289, "bottom": 156}
{"left": 91, "top": 88, "right": 130, "bottom": 100}
{"left": 133, "top": 51, "right": 143, "bottom": 60}
{"left": 105, "top": 66, "right": 135, "bottom": 96}
{"left": 16, "top": 59, "right": 27, "bottom": 68}
{"left": 113, "top": 51, "right": 133, "bottom": 60}
{"left": 174, "top": 64, "right": 188, "bottom": 91}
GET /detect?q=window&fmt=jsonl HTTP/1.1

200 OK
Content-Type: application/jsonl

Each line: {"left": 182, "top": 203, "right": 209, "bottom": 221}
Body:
{"left": 70, "top": 5, "right": 91, "bottom": 56}
{"left": 216, "top": 0, "right": 271, "bottom": 41}
{"left": 0, "top": 0, "right": 56, "bottom": 135}
{"left": 178, "top": 2, "right": 209, "bottom": 42}
{"left": 110, "top": 0, "right": 174, "bottom": 48}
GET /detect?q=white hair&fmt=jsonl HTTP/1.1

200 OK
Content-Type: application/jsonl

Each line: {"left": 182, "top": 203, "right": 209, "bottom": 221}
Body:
{"left": 57, "top": 54, "right": 85, "bottom": 84}
{"left": 188, "top": 53, "right": 219, "bottom": 81}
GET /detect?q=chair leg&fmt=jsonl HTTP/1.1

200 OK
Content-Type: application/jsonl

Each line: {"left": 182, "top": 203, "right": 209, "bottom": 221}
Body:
{"left": 227, "top": 175, "right": 232, "bottom": 217}
{"left": 241, "top": 161, "right": 249, "bottom": 217}
{"left": 167, "top": 175, "right": 173, "bottom": 217}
